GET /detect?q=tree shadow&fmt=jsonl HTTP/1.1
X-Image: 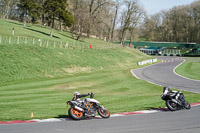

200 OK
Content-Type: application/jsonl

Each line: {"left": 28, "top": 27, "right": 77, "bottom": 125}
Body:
{"left": 25, "top": 27, "right": 60, "bottom": 39}
{"left": 59, "top": 32, "right": 74, "bottom": 40}
{"left": 7, "top": 21, "right": 24, "bottom": 26}
{"left": 59, "top": 32, "right": 86, "bottom": 43}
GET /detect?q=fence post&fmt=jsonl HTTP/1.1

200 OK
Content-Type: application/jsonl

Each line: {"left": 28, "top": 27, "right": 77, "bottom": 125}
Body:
{"left": 46, "top": 40, "right": 49, "bottom": 47}
{"left": 60, "top": 41, "right": 62, "bottom": 48}
{"left": 9, "top": 36, "right": 11, "bottom": 44}
{"left": 0, "top": 36, "right": 2, "bottom": 44}
{"left": 12, "top": 28, "right": 15, "bottom": 36}
{"left": 65, "top": 42, "right": 68, "bottom": 48}
{"left": 40, "top": 39, "right": 42, "bottom": 47}
{"left": 17, "top": 36, "right": 19, "bottom": 44}
{"left": 25, "top": 38, "right": 27, "bottom": 44}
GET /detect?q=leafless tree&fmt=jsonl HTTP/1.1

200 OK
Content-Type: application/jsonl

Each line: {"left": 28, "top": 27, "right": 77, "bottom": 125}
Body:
{"left": 110, "top": 0, "right": 121, "bottom": 42}
{"left": 0, "top": 0, "right": 18, "bottom": 19}
{"left": 119, "top": 0, "right": 142, "bottom": 45}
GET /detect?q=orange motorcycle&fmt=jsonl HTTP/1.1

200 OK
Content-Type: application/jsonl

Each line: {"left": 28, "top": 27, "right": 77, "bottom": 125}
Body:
{"left": 67, "top": 93, "right": 110, "bottom": 120}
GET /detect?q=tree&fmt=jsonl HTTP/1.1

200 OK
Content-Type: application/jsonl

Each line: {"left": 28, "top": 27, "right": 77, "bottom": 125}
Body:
{"left": 71, "top": 8, "right": 89, "bottom": 40}
{"left": 128, "top": 4, "right": 144, "bottom": 46}
{"left": 0, "top": 0, "right": 18, "bottom": 19}
{"left": 44, "top": 0, "right": 74, "bottom": 37}
{"left": 110, "top": 0, "right": 121, "bottom": 42}
{"left": 69, "top": 0, "right": 113, "bottom": 40}
{"left": 119, "top": 0, "right": 142, "bottom": 45}
{"left": 18, "top": 0, "right": 41, "bottom": 26}
{"left": 86, "top": 0, "right": 110, "bottom": 38}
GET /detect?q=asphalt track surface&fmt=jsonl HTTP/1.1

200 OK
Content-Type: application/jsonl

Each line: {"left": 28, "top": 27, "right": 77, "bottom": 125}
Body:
{"left": 1, "top": 105, "right": 200, "bottom": 133}
{"left": 132, "top": 57, "right": 200, "bottom": 93}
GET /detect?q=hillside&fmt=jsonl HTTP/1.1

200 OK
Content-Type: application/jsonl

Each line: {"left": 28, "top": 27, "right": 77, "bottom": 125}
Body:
{"left": 0, "top": 19, "right": 151, "bottom": 84}
{"left": 0, "top": 19, "right": 200, "bottom": 121}
{"left": 0, "top": 44, "right": 149, "bottom": 84}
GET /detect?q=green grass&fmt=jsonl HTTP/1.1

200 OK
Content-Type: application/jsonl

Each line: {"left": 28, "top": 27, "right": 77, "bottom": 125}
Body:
{"left": 175, "top": 58, "right": 200, "bottom": 80}
{"left": 0, "top": 19, "right": 117, "bottom": 49}
{"left": 0, "top": 19, "right": 200, "bottom": 121}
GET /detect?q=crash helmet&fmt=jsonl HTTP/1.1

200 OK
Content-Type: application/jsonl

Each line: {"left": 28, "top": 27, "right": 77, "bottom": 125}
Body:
{"left": 74, "top": 91, "right": 80, "bottom": 95}
{"left": 163, "top": 86, "right": 170, "bottom": 93}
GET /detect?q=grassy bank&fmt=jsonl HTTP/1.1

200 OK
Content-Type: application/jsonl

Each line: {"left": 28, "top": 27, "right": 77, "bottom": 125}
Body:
{"left": 0, "top": 19, "right": 116, "bottom": 49}
{"left": 175, "top": 58, "right": 200, "bottom": 80}
{"left": 0, "top": 19, "right": 200, "bottom": 121}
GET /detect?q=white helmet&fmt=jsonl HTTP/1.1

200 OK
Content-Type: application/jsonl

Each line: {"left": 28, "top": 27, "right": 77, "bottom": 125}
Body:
{"left": 74, "top": 91, "right": 80, "bottom": 95}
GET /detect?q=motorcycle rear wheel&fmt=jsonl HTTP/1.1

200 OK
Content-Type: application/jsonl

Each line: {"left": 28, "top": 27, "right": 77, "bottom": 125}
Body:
{"left": 97, "top": 106, "right": 110, "bottom": 118}
{"left": 166, "top": 100, "right": 178, "bottom": 111}
{"left": 68, "top": 107, "right": 84, "bottom": 120}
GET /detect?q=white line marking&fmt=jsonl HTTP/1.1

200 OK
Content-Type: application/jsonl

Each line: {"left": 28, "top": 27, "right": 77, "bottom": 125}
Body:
{"left": 131, "top": 58, "right": 200, "bottom": 93}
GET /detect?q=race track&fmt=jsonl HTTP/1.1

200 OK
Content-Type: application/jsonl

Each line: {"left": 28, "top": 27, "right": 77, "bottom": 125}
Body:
{"left": 132, "top": 57, "right": 200, "bottom": 93}
{"left": 1, "top": 56, "right": 200, "bottom": 133}
{"left": 1, "top": 105, "right": 200, "bottom": 133}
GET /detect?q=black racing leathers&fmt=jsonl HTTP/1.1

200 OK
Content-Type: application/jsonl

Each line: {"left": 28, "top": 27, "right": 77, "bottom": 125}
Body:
{"left": 72, "top": 94, "right": 90, "bottom": 101}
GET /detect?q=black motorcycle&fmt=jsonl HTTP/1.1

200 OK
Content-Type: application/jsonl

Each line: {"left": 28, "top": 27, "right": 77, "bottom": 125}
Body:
{"left": 161, "top": 91, "right": 191, "bottom": 111}
{"left": 67, "top": 93, "right": 110, "bottom": 120}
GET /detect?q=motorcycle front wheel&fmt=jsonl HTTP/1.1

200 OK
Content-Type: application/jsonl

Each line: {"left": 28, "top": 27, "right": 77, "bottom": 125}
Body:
{"left": 97, "top": 106, "right": 110, "bottom": 118}
{"left": 166, "top": 100, "right": 178, "bottom": 111}
{"left": 68, "top": 107, "right": 84, "bottom": 120}
{"left": 184, "top": 101, "right": 191, "bottom": 109}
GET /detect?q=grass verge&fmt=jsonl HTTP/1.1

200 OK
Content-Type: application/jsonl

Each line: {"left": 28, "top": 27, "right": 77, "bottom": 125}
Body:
{"left": 175, "top": 58, "right": 200, "bottom": 80}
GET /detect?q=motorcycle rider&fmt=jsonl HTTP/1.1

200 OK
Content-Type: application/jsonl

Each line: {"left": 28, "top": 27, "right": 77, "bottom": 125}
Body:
{"left": 72, "top": 91, "right": 92, "bottom": 101}
{"left": 162, "top": 86, "right": 183, "bottom": 103}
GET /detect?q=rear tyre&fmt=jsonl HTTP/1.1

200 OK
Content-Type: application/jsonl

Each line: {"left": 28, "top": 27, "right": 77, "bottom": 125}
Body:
{"left": 97, "top": 106, "right": 110, "bottom": 118}
{"left": 68, "top": 107, "right": 84, "bottom": 120}
{"left": 184, "top": 101, "right": 191, "bottom": 110}
{"left": 166, "top": 100, "right": 178, "bottom": 111}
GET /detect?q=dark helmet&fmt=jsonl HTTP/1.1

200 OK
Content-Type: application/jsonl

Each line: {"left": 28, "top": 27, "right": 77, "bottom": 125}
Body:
{"left": 163, "top": 86, "right": 170, "bottom": 93}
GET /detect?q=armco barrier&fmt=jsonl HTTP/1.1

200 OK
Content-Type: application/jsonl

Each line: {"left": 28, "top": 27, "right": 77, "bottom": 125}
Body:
{"left": 138, "top": 58, "right": 157, "bottom": 66}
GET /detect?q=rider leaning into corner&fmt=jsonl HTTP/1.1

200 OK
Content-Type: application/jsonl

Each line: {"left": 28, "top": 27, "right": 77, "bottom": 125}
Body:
{"left": 163, "top": 86, "right": 184, "bottom": 103}
{"left": 72, "top": 91, "right": 92, "bottom": 101}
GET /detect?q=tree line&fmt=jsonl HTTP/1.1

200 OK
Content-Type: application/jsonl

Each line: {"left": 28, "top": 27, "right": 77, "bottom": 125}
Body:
{"left": 0, "top": 0, "right": 200, "bottom": 44}
{"left": 0, "top": 0, "right": 145, "bottom": 45}
{"left": 142, "top": 0, "right": 200, "bottom": 44}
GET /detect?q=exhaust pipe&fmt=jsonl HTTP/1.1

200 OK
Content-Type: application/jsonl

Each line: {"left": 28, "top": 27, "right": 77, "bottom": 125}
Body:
{"left": 172, "top": 99, "right": 182, "bottom": 105}
{"left": 74, "top": 106, "right": 84, "bottom": 112}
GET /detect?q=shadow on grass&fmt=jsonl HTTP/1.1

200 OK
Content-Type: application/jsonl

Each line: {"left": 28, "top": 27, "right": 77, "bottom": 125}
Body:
{"left": 25, "top": 27, "right": 60, "bottom": 39}
{"left": 59, "top": 32, "right": 75, "bottom": 40}
{"left": 55, "top": 115, "right": 68, "bottom": 118}
{"left": 144, "top": 107, "right": 169, "bottom": 112}
{"left": 59, "top": 32, "right": 86, "bottom": 43}
{"left": 7, "top": 21, "right": 23, "bottom": 26}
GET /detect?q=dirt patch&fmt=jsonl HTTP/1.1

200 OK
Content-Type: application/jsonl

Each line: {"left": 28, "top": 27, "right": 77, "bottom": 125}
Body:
{"left": 45, "top": 74, "right": 54, "bottom": 78}
{"left": 63, "top": 66, "right": 91, "bottom": 74}
{"left": 50, "top": 82, "right": 95, "bottom": 92}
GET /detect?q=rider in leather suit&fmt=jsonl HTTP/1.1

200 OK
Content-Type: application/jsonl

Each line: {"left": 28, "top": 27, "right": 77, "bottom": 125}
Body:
{"left": 163, "top": 86, "right": 184, "bottom": 103}
{"left": 72, "top": 91, "right": 92, "bottom": 101}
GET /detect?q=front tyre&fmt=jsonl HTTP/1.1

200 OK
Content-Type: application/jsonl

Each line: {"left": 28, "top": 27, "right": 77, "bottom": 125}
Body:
{"left": 68, "top": 107, "right": 84, "bottom": 120}
{"left": 98, "top": 106, "right": 110, "bottom": 118}
{"left": 184, "top": 101, "right": 191, "bottom": 109}
{"left": 166, "top": 100, "right": 178, "bottom": 111}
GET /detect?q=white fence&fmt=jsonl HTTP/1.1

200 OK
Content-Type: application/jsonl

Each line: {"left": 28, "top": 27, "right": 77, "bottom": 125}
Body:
{"left": 138, "top": 58, "right": 157, "bottom": 66}
{"left": 0, "top": 35, "right": 118, "bottom": 50}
